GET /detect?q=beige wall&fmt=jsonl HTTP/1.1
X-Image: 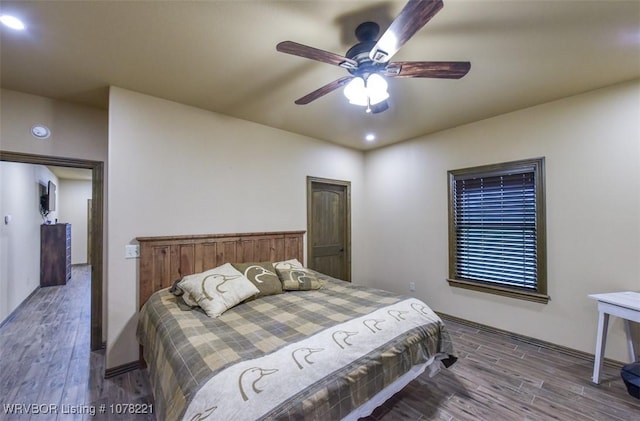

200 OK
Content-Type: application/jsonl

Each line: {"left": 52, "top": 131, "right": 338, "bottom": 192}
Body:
{"left": 0, "top": 89, "right": 108, "bottom": 161}
{"left": 59, "top": 179, "right": 92, "bottom": 264}
{"left": 0, "top": 162, "right": 58, "bottom": 323}
{"left": 106, "top": 87, "right": 365, "bottom": 368}
{"left": 362, "top": 80, "right": 640, "bottom": 362}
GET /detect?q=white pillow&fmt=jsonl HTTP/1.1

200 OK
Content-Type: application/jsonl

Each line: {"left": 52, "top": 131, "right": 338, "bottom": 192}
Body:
{"left": 177, "top": 263, "right": 259, "bottom": 317}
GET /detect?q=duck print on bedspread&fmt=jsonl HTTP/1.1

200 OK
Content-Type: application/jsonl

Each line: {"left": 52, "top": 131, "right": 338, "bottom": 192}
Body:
{"left": 181, "top": 297, "right": 450, "bottom": 420}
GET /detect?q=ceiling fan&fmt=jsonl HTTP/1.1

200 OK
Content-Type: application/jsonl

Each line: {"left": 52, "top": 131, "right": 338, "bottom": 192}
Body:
{"left": 276, "top": 0, "right": 470, "bottom": 114}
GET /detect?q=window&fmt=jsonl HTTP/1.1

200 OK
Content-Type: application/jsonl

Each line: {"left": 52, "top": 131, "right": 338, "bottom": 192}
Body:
{"left": 447, "top": 158, "right": 548, "bottom": 303}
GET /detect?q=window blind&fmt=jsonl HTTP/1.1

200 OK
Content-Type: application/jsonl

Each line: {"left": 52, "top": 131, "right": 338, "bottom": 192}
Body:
{"left": 453, "top": 171, "right": 537, "bottom": 289}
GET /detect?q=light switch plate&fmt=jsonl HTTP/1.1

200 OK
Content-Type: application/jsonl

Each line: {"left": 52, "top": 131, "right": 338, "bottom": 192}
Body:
{"left": 125, "top": 244, "right": 140, "bottom": 259}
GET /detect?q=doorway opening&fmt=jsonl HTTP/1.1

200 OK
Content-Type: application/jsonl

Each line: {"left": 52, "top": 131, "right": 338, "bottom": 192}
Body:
{"left": 0, "top": 151, "right": 104, "bottom": 351}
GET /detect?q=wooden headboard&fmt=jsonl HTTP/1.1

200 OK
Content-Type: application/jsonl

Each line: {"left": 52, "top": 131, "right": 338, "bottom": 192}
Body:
{"left": 136, "top": 230, "right": 305, "bottom": 308}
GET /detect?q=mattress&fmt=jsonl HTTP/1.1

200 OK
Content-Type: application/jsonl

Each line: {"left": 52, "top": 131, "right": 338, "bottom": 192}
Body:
{"left": 137, "top": 272, "right": 456, "bottom": 420}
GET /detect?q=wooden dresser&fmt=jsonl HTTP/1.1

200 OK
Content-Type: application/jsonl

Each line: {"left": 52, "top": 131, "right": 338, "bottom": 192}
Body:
{"left": 40, "top": 223, "right": 71, "bottom": 287}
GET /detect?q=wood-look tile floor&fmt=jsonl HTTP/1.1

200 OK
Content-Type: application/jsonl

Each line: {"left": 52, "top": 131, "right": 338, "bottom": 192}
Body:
{"left": 1, "top": 266, "right": 638, "bottom": 420}
{"left": 366, "top": 320, "right": 640, "bottom": 421}
{"left": 0, "top": 266, "right": 153, "bottom": 421}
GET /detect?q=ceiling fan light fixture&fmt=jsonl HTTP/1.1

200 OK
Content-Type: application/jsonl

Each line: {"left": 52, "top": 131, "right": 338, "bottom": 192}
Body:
{"left": 366, "top": 74, "right": 389, "bottom": 105}
{"left": 278, "top": 0, "right": 470, "bottom": 110}
{"left": 369, "top": 99, "right": 390, "bottom": 114}
{"left": 343, "top": 74, "right": 389, "bottom": 107}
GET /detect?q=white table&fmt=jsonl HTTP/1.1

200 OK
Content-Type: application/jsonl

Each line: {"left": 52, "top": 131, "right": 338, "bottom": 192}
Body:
{"left": 588, "top": 291, "right": 640, "bottom": 384}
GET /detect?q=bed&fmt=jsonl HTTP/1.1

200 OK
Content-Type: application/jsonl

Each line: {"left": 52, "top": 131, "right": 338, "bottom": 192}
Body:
{"left": 136, "top": 231, "right": 456, "bottom": 420}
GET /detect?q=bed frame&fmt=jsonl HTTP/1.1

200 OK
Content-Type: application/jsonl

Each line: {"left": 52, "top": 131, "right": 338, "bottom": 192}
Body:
{"left": 136, "top": 230, "right": 442, "bottom": 419}
{"left": 136, "top": 230, "right": 305, "bottom": 308}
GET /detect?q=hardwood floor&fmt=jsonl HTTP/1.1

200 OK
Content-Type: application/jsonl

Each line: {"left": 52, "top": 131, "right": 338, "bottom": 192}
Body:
{"left": 1, "top": 266, "right": 638, "bottom": 420}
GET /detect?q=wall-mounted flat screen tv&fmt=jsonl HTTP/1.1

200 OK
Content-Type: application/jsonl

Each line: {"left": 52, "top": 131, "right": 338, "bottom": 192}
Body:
{"left": 40, "top": 180, "right": 56, "bottom": 214}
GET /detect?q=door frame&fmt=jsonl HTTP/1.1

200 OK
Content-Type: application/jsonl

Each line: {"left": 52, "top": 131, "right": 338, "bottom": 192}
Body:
{"left": 306, "top": 176, "right": 351, "bottom": 282}
{"left": 1, "top": 151, "right": 104, "bottom": 351}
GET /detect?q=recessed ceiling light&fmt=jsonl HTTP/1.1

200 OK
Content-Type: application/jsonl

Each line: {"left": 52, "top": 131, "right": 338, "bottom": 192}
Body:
{"left": 0, "top": 14, "right": 25, "bottom": 30}
{"left": 31, "top": 125, "right": 51, "bottom": 139}
{"left": 365, "top": 134, "right": 375, "bottom": 142}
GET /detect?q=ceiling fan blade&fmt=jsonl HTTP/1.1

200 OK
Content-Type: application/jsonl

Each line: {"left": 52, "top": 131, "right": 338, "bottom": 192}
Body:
{"left": 294, "top": 76, "right": 354, "bottom": 105}
{"left": 277, "top": 41, "right": 358, "bottom": 70}
{"left": 384, "top": 61, "right": 471, "bottom": 79}
{"left": 370, "top": 0, "right": 444, "bottom": 63}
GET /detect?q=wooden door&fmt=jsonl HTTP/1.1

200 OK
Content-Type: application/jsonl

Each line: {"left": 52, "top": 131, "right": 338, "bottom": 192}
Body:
{"left": 307, "top": 177, "right": 351, "bottom": 281}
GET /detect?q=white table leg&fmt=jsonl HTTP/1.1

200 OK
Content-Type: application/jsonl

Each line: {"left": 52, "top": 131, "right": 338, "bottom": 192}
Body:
{"left": 623, "top": 319, "right": 638, "bottom": 362}
{"left": 592, "top": 312, "right": 609, "bottom": 384}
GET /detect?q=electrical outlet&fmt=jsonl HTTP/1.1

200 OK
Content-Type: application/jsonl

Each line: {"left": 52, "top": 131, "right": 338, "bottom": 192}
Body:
{"left": 125, "top": 244, "right": 140, "bottom": 259}
{"left": 409, "top": 281, "right": 416, "bottom": 292}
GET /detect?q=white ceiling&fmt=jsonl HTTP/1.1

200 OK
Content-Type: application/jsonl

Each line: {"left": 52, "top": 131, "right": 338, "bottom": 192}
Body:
{"left": 1, "top": 0, "right": 638, "bottom": 150}
{"left": 48, "top": 166, "right": 92, "bottom": 181}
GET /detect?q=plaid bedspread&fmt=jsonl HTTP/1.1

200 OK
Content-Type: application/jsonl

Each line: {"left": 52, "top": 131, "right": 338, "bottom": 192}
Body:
{"left": 137, "top": 273, "right": 456, "bottom": 421}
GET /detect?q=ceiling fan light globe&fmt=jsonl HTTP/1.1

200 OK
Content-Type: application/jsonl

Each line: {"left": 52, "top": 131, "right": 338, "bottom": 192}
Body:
{"left": 0, "top": 14, "right": 25, "bottom": 30}
{"left": 350, "top": 99, "right": 369, "bottom": 106}
{"left": 366, "top": 74, "right": 389, "bottom": 105}
{"left": 344, "top": 77, "right": 368, "bottom": 106}
{"left": 368, "top": 90, "right": 389, "bottom": 106}
{"left": 367, "top": 73, "right": 387, "bottom": 91}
